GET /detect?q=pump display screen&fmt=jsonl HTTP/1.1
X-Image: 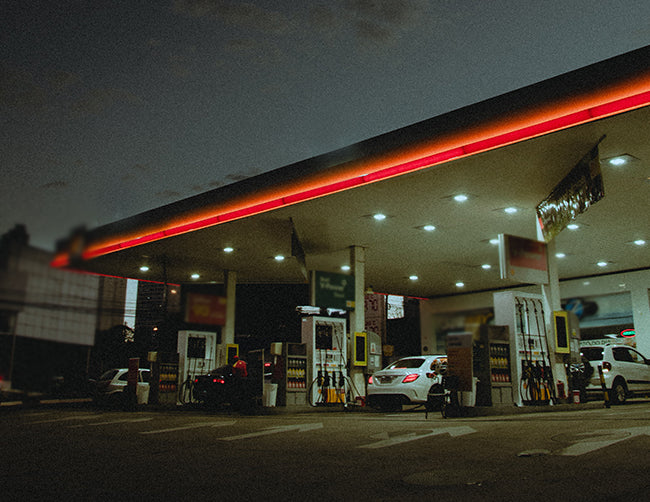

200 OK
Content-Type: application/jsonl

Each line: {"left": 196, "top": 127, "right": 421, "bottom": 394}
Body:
{"left": 315, "top": 324, "right": 333, "bottom": 350}
{"left": 555, "top": 315, "right": 568, "bottom": 349}
{"left": 187, "top": 336, "right": 206, "bottom": 359}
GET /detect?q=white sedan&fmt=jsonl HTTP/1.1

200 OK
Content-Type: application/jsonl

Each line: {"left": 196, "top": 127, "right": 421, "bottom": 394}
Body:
{"left": 366, "top": 355, "right": 447, "bottom": 411}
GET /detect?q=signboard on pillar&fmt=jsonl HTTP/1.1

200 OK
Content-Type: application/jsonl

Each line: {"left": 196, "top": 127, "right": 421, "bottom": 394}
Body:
{"left": 499, "top": 234, "right": 549, "bottom": 285}
{"left": 312, "top": 271, "right": 355, "bottom": 311}
{"left": 365, "top": 293, "right": 386, "bottom": 341}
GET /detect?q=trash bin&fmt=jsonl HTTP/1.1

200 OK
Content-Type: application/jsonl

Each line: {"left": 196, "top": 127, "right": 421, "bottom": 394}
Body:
{"left": 263, "top": 383, "right": 278, "bottom": 407}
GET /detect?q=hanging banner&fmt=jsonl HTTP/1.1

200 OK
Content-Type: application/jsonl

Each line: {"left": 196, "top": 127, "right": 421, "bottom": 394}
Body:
{"left": 536, "top": 138, "right": 605, "bottom": 242}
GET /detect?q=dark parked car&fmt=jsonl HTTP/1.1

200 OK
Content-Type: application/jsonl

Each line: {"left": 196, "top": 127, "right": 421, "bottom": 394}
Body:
{"left": 193, "top": 366, "right": 256, "bottom": 409}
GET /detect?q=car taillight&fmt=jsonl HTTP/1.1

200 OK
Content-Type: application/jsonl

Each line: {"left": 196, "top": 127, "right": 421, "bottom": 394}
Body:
{"left": 213, "top": 378, "right": 225, "bottom": 384}
{"left": 368, "top": 376, "right": 374, "bottom": 384}
{"left": 402, "top": 374, "right": 419, "bottom": 383}
{"left": 602, "top": 362, "right": 612, "bottom": 372}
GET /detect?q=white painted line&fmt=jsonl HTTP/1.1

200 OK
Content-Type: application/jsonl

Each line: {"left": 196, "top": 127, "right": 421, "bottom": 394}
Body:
{"left": 140, "top": 420, "right": 236, "bottom": 435}
{"left": 29, "top": 414, "right": 100, "bottom": 424}
{"left": 67, "top": 417, "right": 154, "bottom": 428}
{"left": 358, "top": 426, "right": 476, "bottom": 449}
{"left": 219, "top": 422, "right": 323, "bottom": 441}
{"left": 558, "top": 426, "right": 650, "bottom": 456}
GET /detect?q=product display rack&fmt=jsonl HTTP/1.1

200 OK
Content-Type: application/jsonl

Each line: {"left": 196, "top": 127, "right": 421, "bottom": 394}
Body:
{"left": 158, "top": 362, "right": 179, "bottom": 404}
{"left": 488, "top": 341, "right": 511, "bottom": 385}
{"left": 278, "top": 342, "right": 307, "bottom": 406}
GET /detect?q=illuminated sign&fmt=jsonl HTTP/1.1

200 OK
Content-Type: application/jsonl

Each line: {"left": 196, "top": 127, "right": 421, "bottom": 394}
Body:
{"left": 499, "top": 234, "right": 549, "bottom": 285}
{"left": 536, "top": 138, "right": 605, "bottom": 242}
{"left": 313, "top": 271, "right": 355, "bottom": 311}
{"left": 185, "top": 293, "right": 227, "bottom": 326}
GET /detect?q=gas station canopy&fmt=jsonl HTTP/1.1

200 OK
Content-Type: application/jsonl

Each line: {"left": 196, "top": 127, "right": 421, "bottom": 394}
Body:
{"left": 53, "top": 46, "right": 650, "bottom": 298}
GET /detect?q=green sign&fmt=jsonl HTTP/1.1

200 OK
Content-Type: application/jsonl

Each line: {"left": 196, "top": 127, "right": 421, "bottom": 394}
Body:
{"left": 314, "top": 271, "right": 355, "bottom": 311}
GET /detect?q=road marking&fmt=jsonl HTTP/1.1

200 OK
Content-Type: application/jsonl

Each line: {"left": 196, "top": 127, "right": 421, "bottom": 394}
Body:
{"left": 558, "top": 426, "right": 650, "bottom": 456}
{"left": 29, "top": 414, "right": 100, "bottom": 424}
{"left": 67, "top": 417, "right": 154, "bottom": 428}
{"left": 140, "top": 421, "right": 236, "bottom": 435}
{"left": 358, "top": 426, "right": 476, "bottom": 449}
{"left": 219, "top": 422, "right": 323, "bottom": 441}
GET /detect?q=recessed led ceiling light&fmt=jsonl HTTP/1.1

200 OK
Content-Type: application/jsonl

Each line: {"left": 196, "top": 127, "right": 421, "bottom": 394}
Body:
{"left": 191, "top": 273, "right": 200, "bottom": 279}
{"left": 454, "top": 194, "right": 468, "bottom": 202}
{"left": 555, "top": 252, "right": 566, "bottom": 259}
{"left": 604, "top": 154, "right": 637, "bottom": 166}
{"left": 456, "top": 282, "right": 465, "bottom": 288}
{"left": 608, "top": 157, "right": 627, "bottom": 166}
{"left": 504, "top": 207, "right": 518, "bottom": 214}
{"left": 341, "top": 265, "right": 351, "bottom": 272}
{"left": 634, "top": 239, "right": 646, "bottom": 246}
{"left": 139, "top": 265, "right": 149, "bottom": 272}
{"left": 373, "top": 213, "right": 387, "bottom": 221}
{"left": 597, "top": 261, "right": 608, "bottom": 267}
{"left": 481, "top": 264, "right": 491, "bottom": 270}
{"left": 223, "top": 246, "right": 234, "bottom": 253}
{"left": 409, "top": 275, "right": 419, "bottom": 281}
{"left": 274, "top": 255, "right": 285, "bottom": 261}
{"left": 422, "top": 225, "right": 436, "bottom": 232}
{"left": 567, "top": 224, "right": 579, "bottom": 230}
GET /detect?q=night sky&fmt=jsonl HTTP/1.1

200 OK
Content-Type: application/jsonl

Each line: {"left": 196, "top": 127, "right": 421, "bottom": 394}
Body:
{"left": 2, "top": 1, "right": 649, "bottom": 250}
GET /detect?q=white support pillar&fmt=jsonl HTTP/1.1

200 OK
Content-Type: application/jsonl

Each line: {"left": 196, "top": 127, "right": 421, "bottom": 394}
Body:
{"left": 221, "top": 270, "right": 237, "bottom": 365}
{"left": 538, "top": 224, "right": 568, "bottom": 400}
{"left": 349, "top": 246, "right": 366, "bottom": 400}
{"left": 629, "top": 278, "right": 650, "bottom": 357}
{"left": 349, "top": 246, "right": 365, "bottom": 336}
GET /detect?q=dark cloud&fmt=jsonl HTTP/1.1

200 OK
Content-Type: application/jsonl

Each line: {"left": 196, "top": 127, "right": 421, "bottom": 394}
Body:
{"left": 173, "top": 0, "right": 291, "bottom": 34}
{"left": 121, "top": 164, "right": 152, "bottom": 182}
{"left": 40, "top": 180, "right": 68, "bottom": 190}
{"left": 0, "top": 62, "right": 48, "bottom": 110}
{"left": 69, "top": 88, "right": 143, "bottom": 117}
{"left": 156, "top": 189, "right": 183, "bottom": 200}
{"left": 308, "top": 0, "right": 423, "bottom": 46}
{"left": 225, "top": 173, "right": 250, "bottom": 181}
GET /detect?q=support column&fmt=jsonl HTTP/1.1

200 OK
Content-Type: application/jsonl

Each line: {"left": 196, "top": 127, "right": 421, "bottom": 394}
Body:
{"left": 349, "top": 246, "right": 366, "bottom": 400}
{"left": 222, "top": 270, "right": 237, "bottom": 365}
{"left": 540, "top": 239, "right": 568, "bottom": 400}
{"left": 629, "top": 277, "right": 650, "bottom": 357}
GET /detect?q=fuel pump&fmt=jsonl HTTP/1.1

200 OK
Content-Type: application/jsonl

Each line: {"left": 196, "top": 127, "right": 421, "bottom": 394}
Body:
{"left": 301, "top": 316, "right": 348, "bottom": 406}
{"left": 177, "top": 330, "right": 217, "bottom": 404}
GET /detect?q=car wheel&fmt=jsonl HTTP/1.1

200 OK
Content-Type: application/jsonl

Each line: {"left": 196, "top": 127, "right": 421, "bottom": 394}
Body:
{"left": 610, "top": 379, "right": 627, "bottom": 405}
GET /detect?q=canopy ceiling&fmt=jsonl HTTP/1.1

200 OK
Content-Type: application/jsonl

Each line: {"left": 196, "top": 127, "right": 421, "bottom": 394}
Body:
{"left": 54, "top": 47, "right": 650, "bottom": 298}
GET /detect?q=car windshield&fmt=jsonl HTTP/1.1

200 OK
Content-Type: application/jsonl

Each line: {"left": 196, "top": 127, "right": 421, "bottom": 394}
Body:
{"left": 387, "top": 358, "right": 425, "bottom": 369}
{"left": 581, "top": 347, "right": 604, "bottom": 361}
{"left": 98, "top": 369, "right": 118, "bottom": 381}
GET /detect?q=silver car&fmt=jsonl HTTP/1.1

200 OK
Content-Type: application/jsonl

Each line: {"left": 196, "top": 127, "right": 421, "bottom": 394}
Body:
{"left": 366, "top": 355, "right": 447, "bottom": 411}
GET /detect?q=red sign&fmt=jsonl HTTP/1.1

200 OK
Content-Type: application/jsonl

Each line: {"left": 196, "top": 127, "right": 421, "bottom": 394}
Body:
{"left": 499, "top": 234, "right": 549, "bottom": 285}
{"left": 185, "top": 293, "right": 227, "bottom": 326}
